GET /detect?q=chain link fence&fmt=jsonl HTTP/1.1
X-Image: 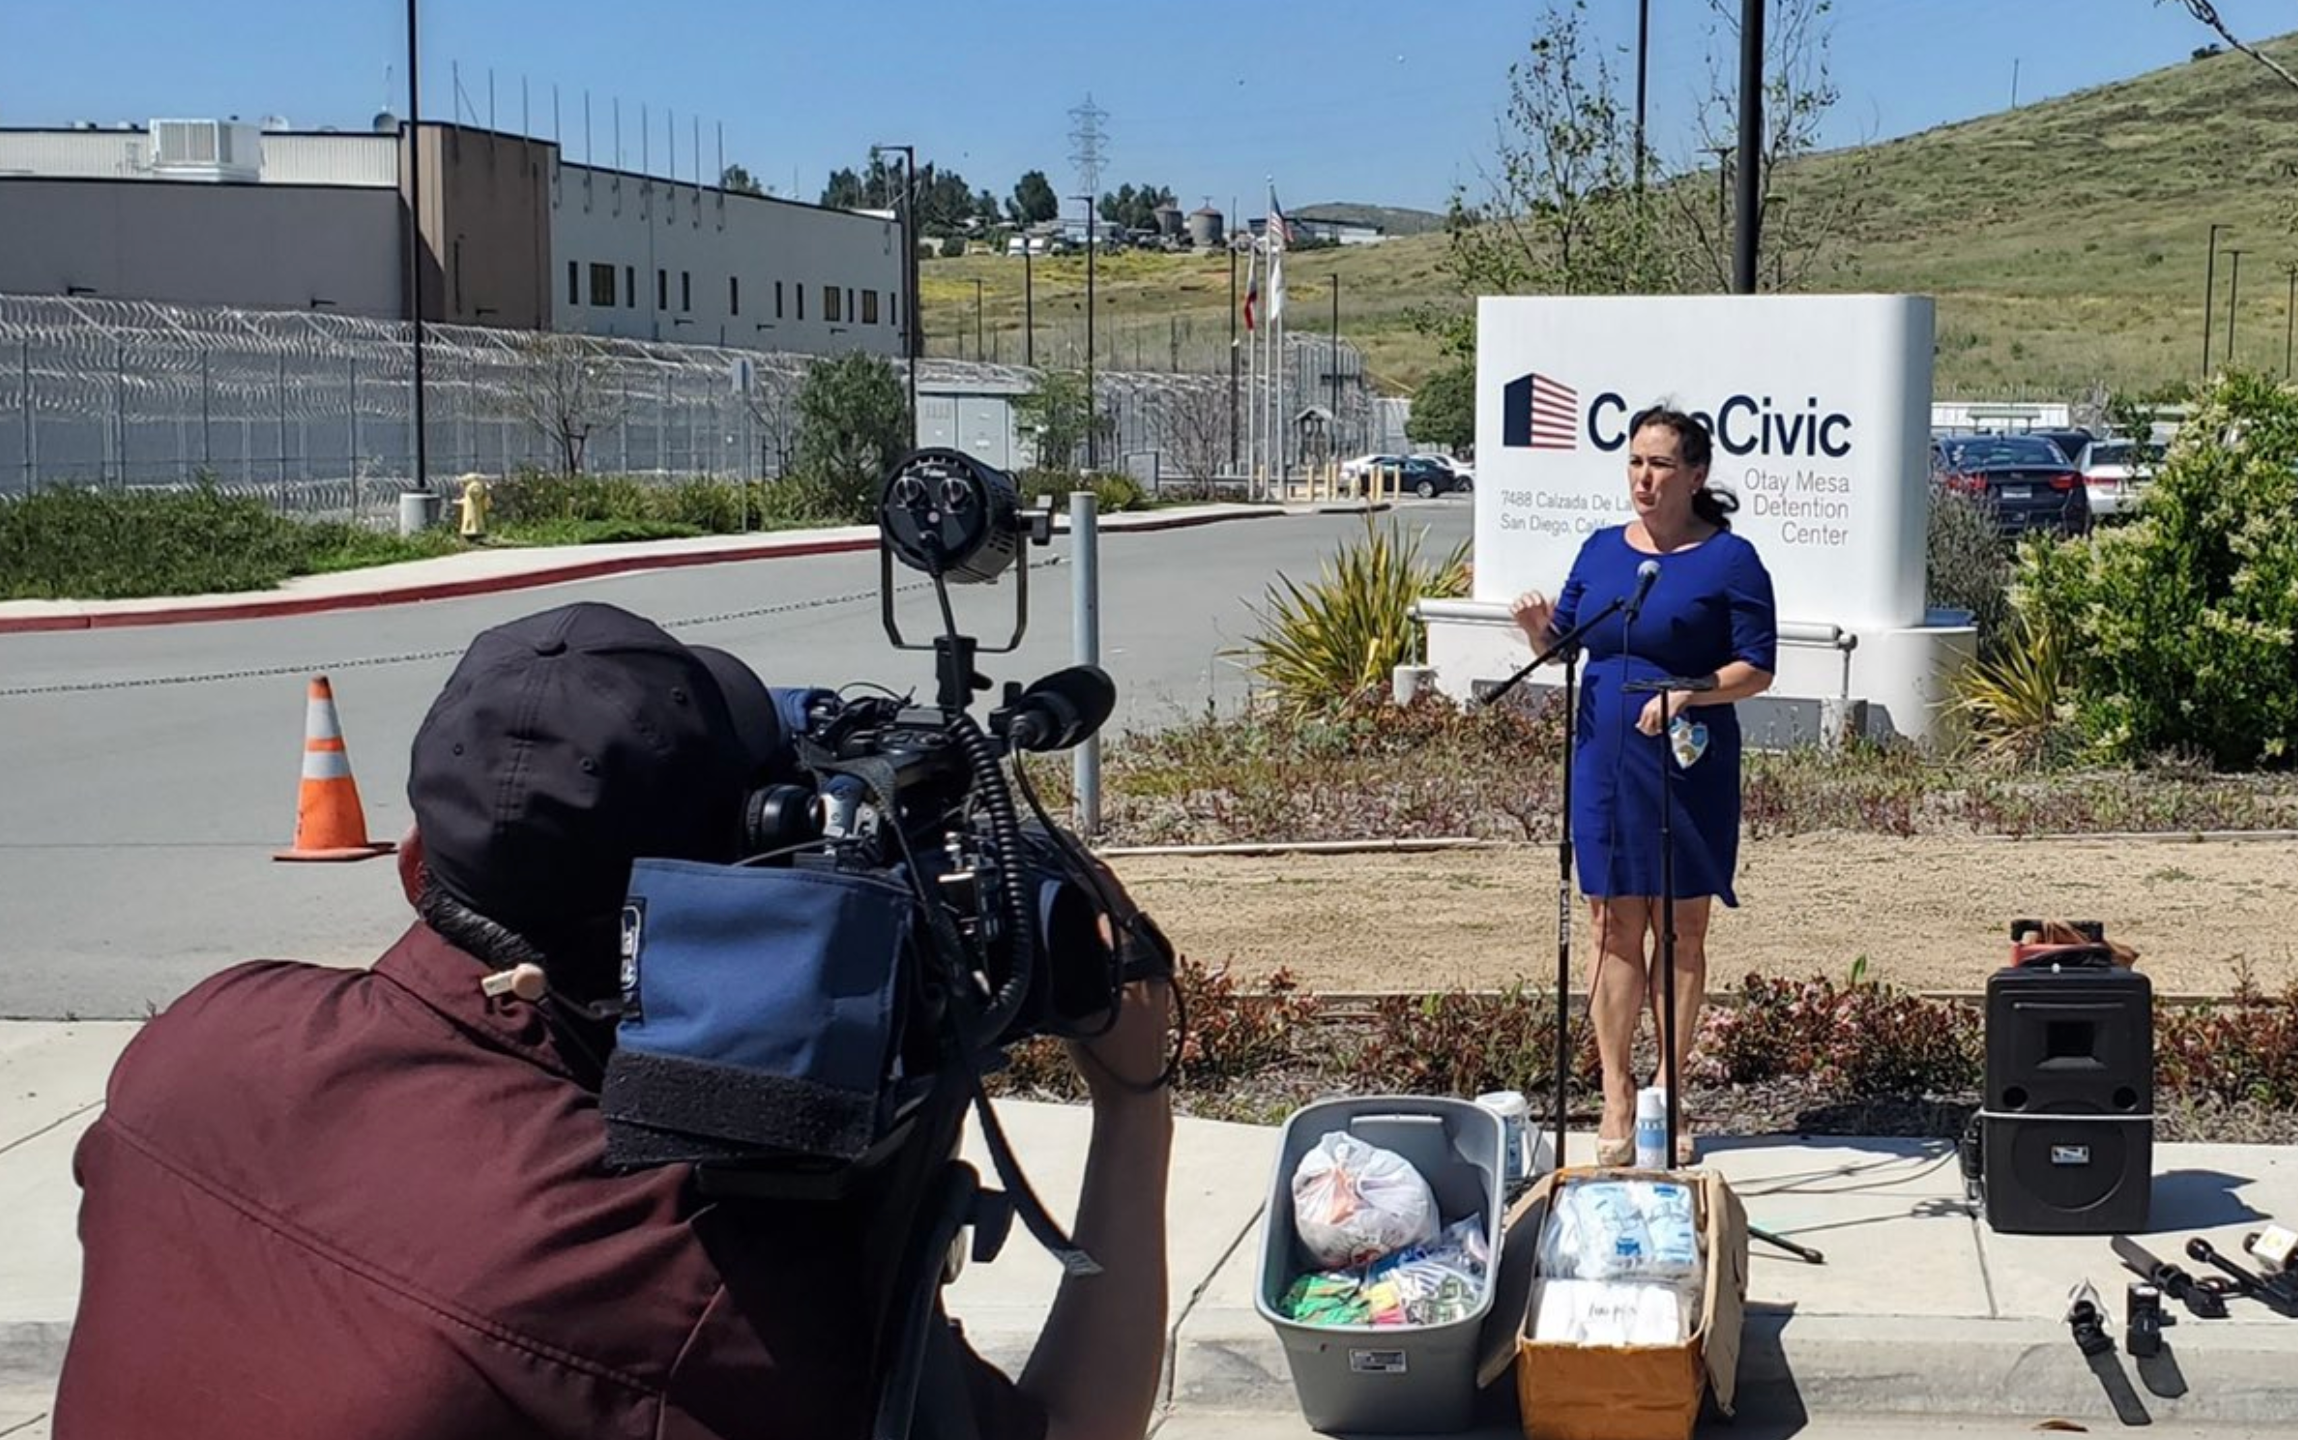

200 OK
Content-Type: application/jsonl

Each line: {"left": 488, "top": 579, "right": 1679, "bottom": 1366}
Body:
{"left": 0, "top": 293, "right": 1376, "bottom": 523}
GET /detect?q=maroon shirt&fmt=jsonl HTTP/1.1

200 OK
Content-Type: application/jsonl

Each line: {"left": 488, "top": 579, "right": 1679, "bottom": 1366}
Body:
{"left": 57, "top": 923, "right": 1041, "bottom": 1440}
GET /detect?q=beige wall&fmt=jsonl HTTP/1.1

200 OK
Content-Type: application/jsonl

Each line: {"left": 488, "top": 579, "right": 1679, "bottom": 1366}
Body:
{"left": 0, "top": 177, "right": 400, "bottom": 315}
{"left": 408, "top": 126, "right": 553, "bottom": 329}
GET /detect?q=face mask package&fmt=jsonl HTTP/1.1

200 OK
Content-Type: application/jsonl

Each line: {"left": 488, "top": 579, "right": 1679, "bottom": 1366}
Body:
{"left": 1531, "top": 1179, "right": 1706, "bottom": 1346}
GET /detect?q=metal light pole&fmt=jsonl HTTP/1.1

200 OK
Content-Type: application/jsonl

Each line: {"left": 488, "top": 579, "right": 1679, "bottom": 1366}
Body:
{"left": 405, "top": 0, "right": 428, "bottom": 492}
{"left": 2228, "top": 248, "right": 2246, "bottom": 366}
{"left": 2203, "top": 223, "right": 2228, "bottom": 377}
{"left": 1228, "top": 236, "right": 1239, "bottom": 469}
{"left": 1074, "top": 194, "right": 1099, "bottom": 470}
{"left": 973, "top": 278, "right": 985, "bottom": 362}
{"left": 1024, "top": 242, "right": 1036, "bottom": 366}
{"left": 877, "top": 143, "right": 919, "bottom": 442}
{"left": 1329, "top": 273, "right": 1341, "bottom": 459}
{"left": 1733, "top": 0, "right": 1766, "bottom": 294}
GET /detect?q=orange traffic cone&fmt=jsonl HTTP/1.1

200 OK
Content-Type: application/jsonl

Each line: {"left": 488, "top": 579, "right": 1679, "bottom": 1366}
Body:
{"left": 274, "top": 674, "right": 395, "bottom": 863}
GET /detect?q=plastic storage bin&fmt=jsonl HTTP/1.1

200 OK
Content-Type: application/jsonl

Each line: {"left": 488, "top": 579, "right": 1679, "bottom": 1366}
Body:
{"left": 1255, "top": 1096, "right": 1507, "bottom": 1434}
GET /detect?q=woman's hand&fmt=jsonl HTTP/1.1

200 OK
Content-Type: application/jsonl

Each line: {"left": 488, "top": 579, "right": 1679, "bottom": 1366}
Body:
{"left": 1510, "top": 590, "right": 1555, "bottom": 648}
{"left": 1636, "top": 690, "right": 1698, "bottom": 735}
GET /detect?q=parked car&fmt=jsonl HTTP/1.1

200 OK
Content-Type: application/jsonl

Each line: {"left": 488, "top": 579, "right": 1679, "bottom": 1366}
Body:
{"left": 2073, "top": 439, "right": 2163, "bottom": 519}
{"left": 1412, "top": 453, "right": 1475, "bottom": 486}
{"left": 1400, "top": 455, "right": 1470, "bottom": 498}
{"left": 2029, "top": 428, "right": 2096, "bottom": 465}
{"left": 1340, "top": 452, "right": 1401, "bottom": 481}
{"left": 1933, "top": 434, "right": 2092, "bottom": 538}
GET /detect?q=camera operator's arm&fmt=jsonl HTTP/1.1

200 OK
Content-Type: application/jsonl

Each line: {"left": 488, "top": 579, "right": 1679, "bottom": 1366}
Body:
{"left": 1016, "top": 976, "right": 1174, "bottom": 1440}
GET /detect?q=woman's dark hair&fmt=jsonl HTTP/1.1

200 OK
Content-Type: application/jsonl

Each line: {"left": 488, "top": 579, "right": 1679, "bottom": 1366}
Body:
{"left": 1632, "top": 406, "right": 1739, "bottom": 530}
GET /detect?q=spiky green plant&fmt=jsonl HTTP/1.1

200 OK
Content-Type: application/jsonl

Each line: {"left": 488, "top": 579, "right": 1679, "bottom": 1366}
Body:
{"left": 1230, "top": 516, "right": 1471, "bottom": 716}
{"left": 1947, "top": 611, "right": 2069, "bottom": 767}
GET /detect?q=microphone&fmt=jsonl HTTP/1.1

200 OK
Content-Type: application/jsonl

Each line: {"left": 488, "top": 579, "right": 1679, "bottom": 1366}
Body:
{"left": 1624, "top": 560, "right": 1661, "bottom": 621}
{"left": 1005, "top": 665, "right": 1117, "bottom": 752}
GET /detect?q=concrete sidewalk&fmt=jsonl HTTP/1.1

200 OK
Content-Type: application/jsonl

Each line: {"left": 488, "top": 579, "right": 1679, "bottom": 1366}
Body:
{"left": 6, "top": 1020, "right": 2295, "bottom": 1435}
{"left": 0, "top": 500, "right": 1375, "bottom": 635}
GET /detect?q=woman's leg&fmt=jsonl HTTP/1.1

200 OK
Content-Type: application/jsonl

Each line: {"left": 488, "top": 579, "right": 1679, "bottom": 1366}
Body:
{"left": 1647, "top": 898, "right": 1712, "bottom": 1158}
{"left": 1588, "top": 896, "right": 1653, "bottom": 1143}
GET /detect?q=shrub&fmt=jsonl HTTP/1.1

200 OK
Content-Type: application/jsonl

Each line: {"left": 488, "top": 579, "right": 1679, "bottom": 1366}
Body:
{"left": 2018, "top": 371, "right": 2298, "bottom": 768}
{"left": 1017, "top": 468, "right": 1147, "bottom": 513}
{"left": 2156, "top": 978, "right": 2298, "bottom": 1108}
{"left": 653, "top": 478, "right": 748, "bottom": 534}
{"left": 1926, "top": 483, "right": 2010, "bottom": 647}
{"left": 1349, "top": 984, "right": 1594, "bottom": 1100}
{"left": 1, "top": 482, "right": 321, "bottom": 599}
{"left": 1230, "top": 515, "right": 1471, "bottom": 715}
{"left": 748, "top": 473, "right": 851, "bottom": 529}
{"left": 1947, "top": 612, "right": 2075, "bottom": 767}
{"left": 795, "top": 352, "right": 912, "bottom": 523}
{"left": 1694, "top": 969, "right": 1981, "bottom": 1096}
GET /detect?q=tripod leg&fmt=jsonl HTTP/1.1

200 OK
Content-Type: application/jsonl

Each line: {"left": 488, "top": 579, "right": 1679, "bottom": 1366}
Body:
{"left": 1750, "top": 1225, "right": 1826, "bottom": 1265}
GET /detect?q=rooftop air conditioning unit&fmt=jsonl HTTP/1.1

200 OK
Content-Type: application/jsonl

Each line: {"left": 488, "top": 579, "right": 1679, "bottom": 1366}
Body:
{"left": 149, "top": 119, "right": 262, "bottom": 182}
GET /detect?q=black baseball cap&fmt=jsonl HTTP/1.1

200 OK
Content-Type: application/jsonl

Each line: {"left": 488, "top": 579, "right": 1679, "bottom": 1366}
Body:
{"left": 409, "top": 603, "right": 778, "bottom": 951}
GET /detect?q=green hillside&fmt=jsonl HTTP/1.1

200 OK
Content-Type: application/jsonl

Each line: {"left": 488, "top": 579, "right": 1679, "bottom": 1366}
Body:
{"left": 922, "top": 36, "right": 2298, "bottom": 399}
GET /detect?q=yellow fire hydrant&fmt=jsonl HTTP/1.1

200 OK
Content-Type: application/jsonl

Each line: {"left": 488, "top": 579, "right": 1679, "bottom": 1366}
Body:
{"left": 457, "top": 476, "right": 491, "bottom": 540}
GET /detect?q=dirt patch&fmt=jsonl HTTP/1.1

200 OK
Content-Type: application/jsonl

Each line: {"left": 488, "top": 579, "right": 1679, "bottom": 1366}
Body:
{"left": 1109, "top": 833, "right": 2298, "bottom": 998}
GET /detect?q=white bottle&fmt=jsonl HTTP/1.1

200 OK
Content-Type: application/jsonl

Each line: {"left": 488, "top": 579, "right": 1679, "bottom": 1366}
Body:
{"left": 1476, "top": 1090, "right": 1530, "bottom": 1187}
{"left": 1634, "top": 1086, "right": 1669, "bottom": 1170}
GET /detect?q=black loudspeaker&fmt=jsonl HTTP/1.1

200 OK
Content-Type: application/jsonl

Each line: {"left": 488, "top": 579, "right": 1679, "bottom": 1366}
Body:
{"left": 1981, "top": 960, "right": 2153, "bottom": 1235}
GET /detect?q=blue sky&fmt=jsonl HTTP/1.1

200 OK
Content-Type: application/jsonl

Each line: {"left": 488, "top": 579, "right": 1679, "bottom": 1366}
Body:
{"left": 5, "top": 1, "right": 2291, "bottom": 215}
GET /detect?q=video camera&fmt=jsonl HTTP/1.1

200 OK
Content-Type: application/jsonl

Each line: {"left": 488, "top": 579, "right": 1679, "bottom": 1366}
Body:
{"left": 601, "top": 448, "right": 1172, "bottom": 1187}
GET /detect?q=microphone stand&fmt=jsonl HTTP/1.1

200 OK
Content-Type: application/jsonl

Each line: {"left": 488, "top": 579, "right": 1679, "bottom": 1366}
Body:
{"left": 1483, "top": 589, "right": 1642, "bottom": 1180}
{"left": 1624, "top": 673, "right": 1825, "bottom": 1266}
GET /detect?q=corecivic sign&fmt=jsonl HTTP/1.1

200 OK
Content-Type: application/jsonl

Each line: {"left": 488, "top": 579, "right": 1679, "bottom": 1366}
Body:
{"left": 1473, "top": 295, "right": 1936, "bottom": 632}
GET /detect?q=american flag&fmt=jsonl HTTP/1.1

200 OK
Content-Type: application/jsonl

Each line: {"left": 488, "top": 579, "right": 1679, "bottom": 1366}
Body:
{"left": 1525, "top": 373, "right": 1578, "bottom": 451}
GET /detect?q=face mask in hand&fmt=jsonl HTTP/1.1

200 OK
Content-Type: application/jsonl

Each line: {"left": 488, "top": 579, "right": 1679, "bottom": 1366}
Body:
{"left": 1668, "top": 714, "right": 1709, "bottom": 770}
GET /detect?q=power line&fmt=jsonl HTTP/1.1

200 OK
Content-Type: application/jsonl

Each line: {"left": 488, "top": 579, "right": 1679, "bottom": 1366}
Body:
{"left": 1068, "top": 93, "right": 1109, "bottom": 200}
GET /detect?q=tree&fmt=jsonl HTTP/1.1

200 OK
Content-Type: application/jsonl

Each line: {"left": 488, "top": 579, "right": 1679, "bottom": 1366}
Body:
{"left": 1008, "top": 170, "right": 1058, "bottom": 225}
{"left": 1405, "top": 363, "right": 1475, "bottom": 453}
{"left": 1424, "top": 0, "right": 1864, "bottom": 353}
{"left": 1154, "top": 380, "right": 1231, "bottom": 486}
{"left": 2164, "top": 1, "right": 2298, "bottom": 93}
{"left": 506, "top": 334, "right": 628, "bottom": 475}
{"left": 1015, "top": 371, "right": 1108, "bottom": 473}
{"left": 720, "top": 163, "right": 765, "bottom": 197}
{"left": 792, "top": 352, "right": 911, "bottom": 521}
{"left": 1098, "top": 182, "right": 1176, "bottom": 232}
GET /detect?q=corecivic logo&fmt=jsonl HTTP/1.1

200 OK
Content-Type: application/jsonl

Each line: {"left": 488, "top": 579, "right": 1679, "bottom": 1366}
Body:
{"left": 1503, "top": 373, "right": 1855, "bottom": 459}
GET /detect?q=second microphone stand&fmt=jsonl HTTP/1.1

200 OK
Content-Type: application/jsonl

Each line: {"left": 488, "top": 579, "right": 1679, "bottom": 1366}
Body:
{"left": 1481, "top": 588, "right": 1646, "bottom": 1179}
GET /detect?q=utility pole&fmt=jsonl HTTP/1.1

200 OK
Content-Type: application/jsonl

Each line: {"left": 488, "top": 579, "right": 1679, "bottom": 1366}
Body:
{"left": 973, "top": 278, "right": 984, "bottom": 362}
{"left": 1634, "top": 0, "right": 1652, "bottom": 191}
{"left": 1024, "top": 243, "right": 1036, "bottom": 366}
{"left": 1733, "top": 0, "right": 1765, "bottom": 294}
{"left": 876, "top": 143, "right": 919, "bottom": 443}
{"left": 404, "top": 0, "right": 428, "bottom": 492}
{"left": 2284, "top": 261, "right": 2296, "bottom": 379}
{"left": 2203, "top": 223, "right": 2228, "bottom": 376}
{"left": 2227, "top": 248, "right": 2246, "bottom": 365}
{"left": 2011, "top": 58, "right": 2021, "bottom": 108}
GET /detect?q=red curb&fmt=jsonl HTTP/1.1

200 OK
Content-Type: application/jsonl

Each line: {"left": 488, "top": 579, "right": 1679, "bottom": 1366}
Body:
{"left": 0, "top": 505, "right": 1312, "bottom": 636}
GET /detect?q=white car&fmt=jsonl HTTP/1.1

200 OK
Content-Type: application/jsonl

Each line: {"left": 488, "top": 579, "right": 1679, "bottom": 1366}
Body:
{"left": 2075, "top": 440, "right": 2161, "bottom": 519}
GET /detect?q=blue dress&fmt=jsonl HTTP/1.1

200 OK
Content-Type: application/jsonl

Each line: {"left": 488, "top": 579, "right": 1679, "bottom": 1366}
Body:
{"left": 1551, "top": 526, "right": 1778, "bottom": 906}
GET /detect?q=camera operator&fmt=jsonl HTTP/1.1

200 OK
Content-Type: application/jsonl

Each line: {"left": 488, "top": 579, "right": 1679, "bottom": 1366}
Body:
{"left": 55, "top": 601, "right": 1174, "bottom": 1440}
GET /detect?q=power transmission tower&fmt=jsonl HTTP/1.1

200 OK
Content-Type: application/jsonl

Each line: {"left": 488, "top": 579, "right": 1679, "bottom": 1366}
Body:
{"left": 1068, "top": 94, "right": 1109, "bottom": 203}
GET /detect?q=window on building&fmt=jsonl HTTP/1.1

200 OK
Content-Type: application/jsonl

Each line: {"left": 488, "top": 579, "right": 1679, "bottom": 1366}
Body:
{"left": 846, "top": 288, "right": 856, "bottom": 327}
{"left": 891, "top": 292, "right": 899, "bottom": 328}
{"left": 776, "top": 281, "right": 785, "bottom": 320}
{"left": 797, "top": 286, "right": 805, "bottom": 321}
{"left": 590, "top": 263, "right": 616, "bottom": 308}
{"left": 730, "top": 276, "right": 741, "bottom": 316}
{"left": 824, "top": 285, "right": 842, "bottom": 324}
{"left": 861, "top": 290, "right": 880, "bottom": 325}
{"left": 625, "top": 266, "right": 637, "bottom": 309}
{"left": 568, "top": 261, "right": 580, "bottom": 306}
{"left": 658, "top": 269, "right": 668, "bottom": 310}
{"left": 681, "top": 271, "right": 692, "bottom": 312}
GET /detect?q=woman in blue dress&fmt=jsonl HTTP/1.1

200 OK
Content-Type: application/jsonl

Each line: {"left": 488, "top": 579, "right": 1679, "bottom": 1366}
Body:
{"left": 1510, "top": 408, "right": 1778, "bottom": 1166}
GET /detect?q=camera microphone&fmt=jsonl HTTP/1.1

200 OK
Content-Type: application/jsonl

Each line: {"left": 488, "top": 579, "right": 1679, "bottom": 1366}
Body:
{"left": 1625, "top": 559, "right": 1661, "bottom": 621}
{"left": 1005, "top": 665, "right": 1117, "bottom": 753}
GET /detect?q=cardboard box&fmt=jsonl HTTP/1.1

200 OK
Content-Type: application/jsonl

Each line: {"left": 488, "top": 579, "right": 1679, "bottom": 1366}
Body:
{"left": 1479, "top": 1167, "right": 1748, "bottom": 1440}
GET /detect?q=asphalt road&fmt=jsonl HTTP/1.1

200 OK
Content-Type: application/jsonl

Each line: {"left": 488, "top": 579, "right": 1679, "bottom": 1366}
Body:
{"left": 0, "top": 502, "right": 1472, "bottom": 1018}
